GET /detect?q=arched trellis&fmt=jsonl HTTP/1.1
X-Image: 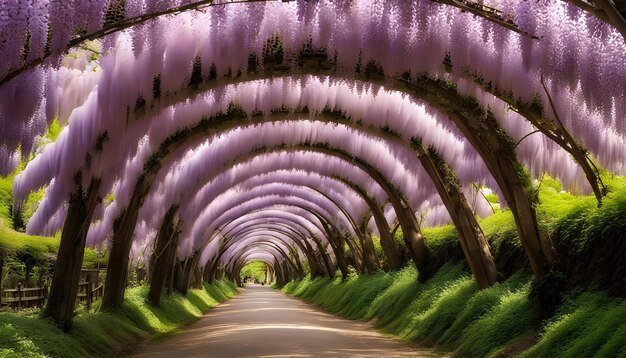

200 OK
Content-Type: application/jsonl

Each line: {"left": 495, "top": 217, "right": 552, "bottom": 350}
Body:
{"left": 223, "top": 235, "right": 304, "bottom": 279}
{"left": 35, "top": 111, "right": 487, "bottom": 322}
{"left": 212, "top": 209, "right": 340, "bottom": 278}
{"left": 1, "top": 0, "right": 624, "bottom": 91}
{"left": 227, "top": 244, "right": 287, "bottom": 287}
{"left": 81, "top": 119, "right": 437, "bottom": 313}
{"left": 14, "top": 44, "right": 616, "bottom": 232}
{"left": 29, "top": 95, "right": 544, "bottom": 328}
{"left": 131, "top": 124, "right": 424, "bottom": 276}
{"left": 225, "top": 238, "right": 293, "bottom": 275}
{"left": 0, "top": 0, "right": 553, "bottom": 87}
{"left": 192, "top": 164, "right": 401, "bottom": 272}
{"left": 20, "top": 75, "right": 584, "bottom": 282}
{"left": 191, "top": 191, "right": 359, "bottom": 280}
{"left": 5, "top": 0, "right": 624, "bottom": 331}
{"left": 9, "top": 10, "right": 620, "bottom": 318}
{"left": 232, "top": 179, "right": 378, "bottom": 272}
{"left": 188, "top": 181, "right": 359, "bottom": 246}
{"left": 219, "top": 223, "right": 328, "bottom": 278}
{"left": 206, "top": 204, "right": 336, "bottom": 276}
{"left": 228, "top": 246, "right": 288, "bottom": 287}
{"left": 227, "top": 228, "right": 307, "bottom": 272}
{"left": 112, "top": 113, "right": 495, "bottom": 296}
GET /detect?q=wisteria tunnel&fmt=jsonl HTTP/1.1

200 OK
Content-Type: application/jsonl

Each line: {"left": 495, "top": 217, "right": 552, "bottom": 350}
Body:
{"left": 0, "top": 0, "right": 625, "bottom": 357}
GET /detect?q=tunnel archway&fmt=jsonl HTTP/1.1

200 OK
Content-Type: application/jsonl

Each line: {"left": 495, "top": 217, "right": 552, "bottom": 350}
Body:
{"left": 1, "top": 3, "right": 625, "bottom": 351}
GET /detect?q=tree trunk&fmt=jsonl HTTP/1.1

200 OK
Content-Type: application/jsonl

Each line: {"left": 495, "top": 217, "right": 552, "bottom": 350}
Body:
{"left": 289, "top": 248, "right": 306, "bottom": 279}
{"left": 358, "top": 220, "right": 381, "bottom": 273}
{"left": 403, "top": 77, "right": 554, "bottom": 277}
{"left": 298, "top": 237, "right": 323, "bottom": 278}
{"left": 100, "top": 177, "right": 148, "bottom": 311}
{"left": 494, "top": 155, "right": 554, "bottom": 275}
{"left": 418, "top": 145, "right": 497, "bottom": 288}
{"left": 190, "top": 264, "right": 203, "bottom": 289}
{"left": 344, "top": 235, "right": 363, "bottom": 273}
{"left": 166, "top": 259, "right": 180, "bottom": 295}
{"left": 319, "top": 148, "right": 427, "bottom": 276}
{"left": 273, "top": 259, "right": 284, "bottom": 287}
{"left": 44, "top": 177, "right": 101, "bottom": 330}
{"left": 311, "top": 237, "right": 335, "bottom": 278}
{"left": 318, "top": 219, "right": 349, "bottom": 280}
{"left": 328, "top": 238, "right": 349, "bottom": 279}
{"left": 203, "top": 260, "right": 213, "bottom": 282}
{"left": 344, "top": 180, "right": 404, "bottom": 271}
{"left": 148, "top": 205, "right": 180, "bottom": 307}
{"left": 176, "top": 251, "right": 201, "bottom": 295}
{"left": 388, "top": 192, "right": 430, "bottom": 281}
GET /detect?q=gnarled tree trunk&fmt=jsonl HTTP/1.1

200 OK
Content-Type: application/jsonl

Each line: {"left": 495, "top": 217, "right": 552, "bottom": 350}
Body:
{"left": 358, "top": 220, "right": 381, "bottom": 273}
{"left": 175, "top": 251, "right": 201, "bottom": 295}
{"left": 100, "top": 176, "right": 149, "bottom": 311}
{"left": 44, "top": 177, "right": 101, "bottom": 330}
{"left": 148, "top": 205, "right": 180, "bottom": 307}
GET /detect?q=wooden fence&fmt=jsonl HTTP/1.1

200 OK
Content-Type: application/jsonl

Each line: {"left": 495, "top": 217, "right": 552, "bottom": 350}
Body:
{"left": 1, "top": 281, "right": 103, "bottom": 311}
{"left": 0, "top": 283, "right": 47, "bottom": 310}
{"left": 76, "top": 281, "right": 104, "bottom": 309}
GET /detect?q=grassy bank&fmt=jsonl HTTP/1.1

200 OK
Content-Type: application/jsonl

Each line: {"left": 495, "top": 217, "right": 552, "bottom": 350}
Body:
{"left": 0, "top": 280, "right": 238, "bottom": 358}
{"left": 281, "top": 265, "right": 626, "bottom": 357}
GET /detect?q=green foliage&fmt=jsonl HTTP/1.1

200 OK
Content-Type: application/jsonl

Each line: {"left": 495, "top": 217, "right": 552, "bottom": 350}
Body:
{"left": 22, "top": 188, "right": 46, "bottom": 226}
{"left": 422, "top": 225, "right": 458, "bottom": 257}
{"left": 45, "top": 119, "right": 62, "bottom": 142}
{"left": 439, "top": 272, "right": 530, "bottom": 347}
{"left": 370, "top": 235, "right": 386, "bottom": 263}
{"left": 281, "top": 261, "right": 626, "bottom": 357}
{"left": 240, "top": 260, "right": 267, "bottom": 282}
{"left": 0, "top": 175, "right": 14, "bottom": 227}
{"left": 521, "top": 292, "right": 626, "bottom": 358}
{"left": 0, "top": 217, "right": 107, "bottom": 291}
{"left": 0, "top": 281, "right": 237, "bottom": 358}
{"left": 484, "top": 192, "right": 500, "bottom": 204}
{"left": 455, "top": 285, "right": 533, "bottom": 357}
{"left": 553, "top": 176, "right": 626, "bottom": 252}
{"left": 480, "top": 210, "right": 521, "bottom": 250}
{"left": 282, "top": 263, "right": 535, "bottom": 356}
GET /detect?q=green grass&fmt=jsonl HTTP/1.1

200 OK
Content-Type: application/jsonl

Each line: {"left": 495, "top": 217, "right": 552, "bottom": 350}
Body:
{"left": 0, "top": 280, "right": 238, "bottom": 358}
{"left": 422, "top": 225, "right": 459, "bottom": 256}
{"left": 281, "top": 263, "right": 626, "bottom": 357}
{"left": 520, "top": 292, "right": 626, "bottom": 358}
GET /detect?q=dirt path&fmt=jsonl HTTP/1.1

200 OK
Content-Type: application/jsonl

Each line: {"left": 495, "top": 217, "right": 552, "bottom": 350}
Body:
{"left": 131, "top": 285, "right": 437, "bottom": 357}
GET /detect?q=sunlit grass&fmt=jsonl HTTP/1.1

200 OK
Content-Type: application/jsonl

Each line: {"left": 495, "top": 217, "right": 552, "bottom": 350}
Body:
{"left": 0, "top": 281, "right": 237, "bottom": 358}
{"left": 281, "top": 262, "right": 625, "bottom": 357}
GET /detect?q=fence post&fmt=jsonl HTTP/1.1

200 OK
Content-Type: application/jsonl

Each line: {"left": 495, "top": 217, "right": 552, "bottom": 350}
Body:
{"left": 87, "top": 281, "right": 93, "bottom": 310}
{"left": 16, "top": 282, "right": 22, "bottom": 311}
{"left": 43, "top": 280, "right": 48, "bottom": 306}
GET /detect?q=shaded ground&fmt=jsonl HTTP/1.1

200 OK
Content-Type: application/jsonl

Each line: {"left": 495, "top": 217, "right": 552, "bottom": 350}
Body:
{"left": 131, "top": 285, "right": 437, "bottom": 357}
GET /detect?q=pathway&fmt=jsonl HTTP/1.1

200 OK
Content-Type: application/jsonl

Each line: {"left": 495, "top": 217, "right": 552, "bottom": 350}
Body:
{"left": 131, "top": 285, "right": 436, "bottom": 357}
